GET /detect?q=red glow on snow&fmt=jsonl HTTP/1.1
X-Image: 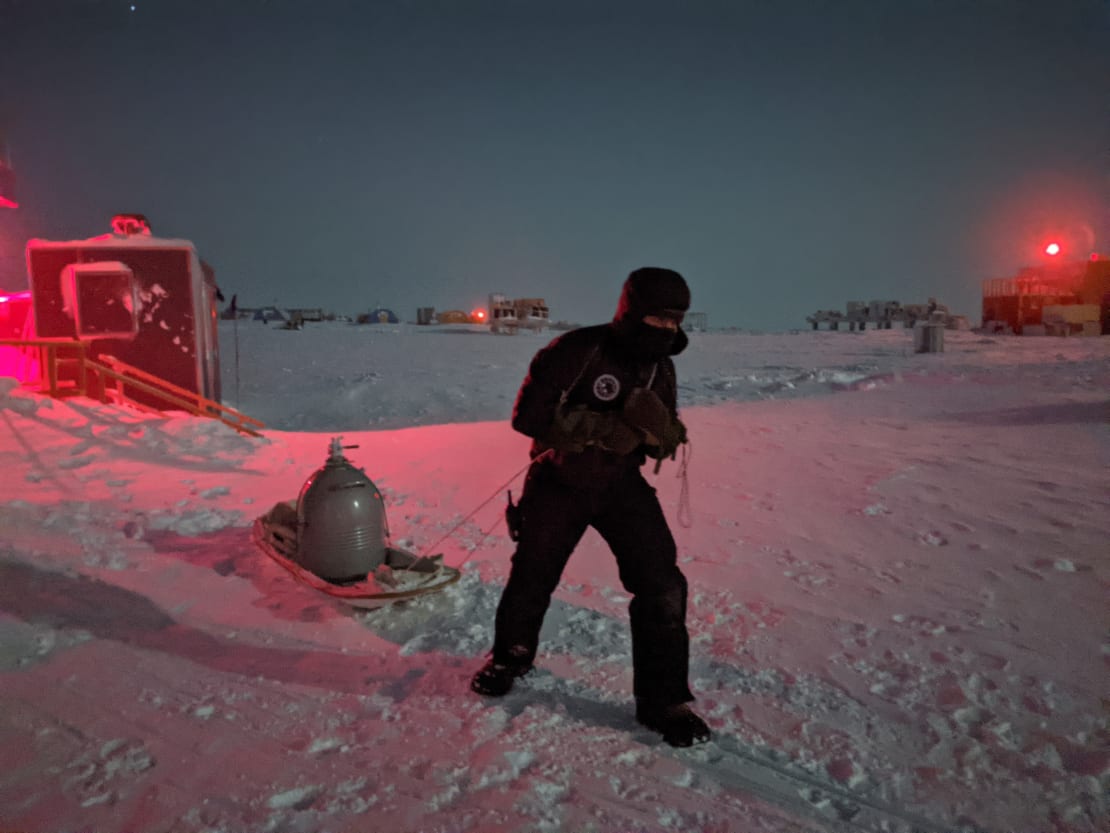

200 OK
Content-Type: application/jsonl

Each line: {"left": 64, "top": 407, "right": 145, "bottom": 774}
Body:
{"left": 0, "top": 289, "right": 37, "bottom": 381}
{"left": 0, "top": 349, "right": 35, "bottom": 382}
{"left": 1044, "top": 242, "right": 1061, "bottom": 256}
{"left": 0, "top": 195, "right": 17, "bottom": 209}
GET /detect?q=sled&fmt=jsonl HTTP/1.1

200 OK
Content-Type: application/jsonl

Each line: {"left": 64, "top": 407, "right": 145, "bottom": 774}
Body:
{"left": 252, "top": 500, "right": 461, "bottom": 610}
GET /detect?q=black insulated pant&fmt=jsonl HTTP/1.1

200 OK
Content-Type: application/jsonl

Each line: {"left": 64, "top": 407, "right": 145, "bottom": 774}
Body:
{"left": 492, "top": 461, "right": 694, "bottom": 706}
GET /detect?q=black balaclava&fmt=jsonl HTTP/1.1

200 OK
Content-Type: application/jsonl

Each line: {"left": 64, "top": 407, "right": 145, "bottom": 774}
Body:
{"left": 611, "top": 267, "right": 691, "bottom": 359}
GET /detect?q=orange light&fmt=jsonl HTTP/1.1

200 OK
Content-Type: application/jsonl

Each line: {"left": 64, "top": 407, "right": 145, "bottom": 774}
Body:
{"left": 1045, "top": 242, "right": 1061, "bottom": 256}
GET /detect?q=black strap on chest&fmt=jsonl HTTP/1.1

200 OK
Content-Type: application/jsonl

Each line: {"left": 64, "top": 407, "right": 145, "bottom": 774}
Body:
{"left": 558, "top": 345, "right": 599, "bottom": 408}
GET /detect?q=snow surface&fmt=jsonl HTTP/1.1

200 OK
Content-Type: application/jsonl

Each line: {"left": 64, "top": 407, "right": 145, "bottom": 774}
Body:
{"left": 1, "top": 322, "right": 1108, "bottom": 833}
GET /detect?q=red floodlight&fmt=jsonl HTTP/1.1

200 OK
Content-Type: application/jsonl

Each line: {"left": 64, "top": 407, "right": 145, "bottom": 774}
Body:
{"left": 1044, "top": 242, "right": 1061, "bottom": 256}
{"left": 0, "top": 160, "right": 15, "bottom": 208}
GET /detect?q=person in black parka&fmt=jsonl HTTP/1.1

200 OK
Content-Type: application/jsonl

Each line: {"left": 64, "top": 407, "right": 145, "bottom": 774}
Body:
{"left": 471, "top": 267, "right": 710, "bottom": 747}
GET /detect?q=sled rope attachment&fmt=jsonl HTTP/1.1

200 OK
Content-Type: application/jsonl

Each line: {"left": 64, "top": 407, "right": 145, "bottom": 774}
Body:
{"left": 418, "top": 460, "right": 531, "bottom": 566}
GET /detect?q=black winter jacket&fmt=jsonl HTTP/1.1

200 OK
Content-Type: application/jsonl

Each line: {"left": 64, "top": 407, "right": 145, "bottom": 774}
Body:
{"left": 511, "top": 323, "right": 686, "bottom": 488}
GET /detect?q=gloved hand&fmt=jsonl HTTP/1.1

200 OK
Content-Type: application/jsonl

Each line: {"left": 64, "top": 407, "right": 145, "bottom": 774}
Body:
{"left": 594, "top": 415, "right": 644, "bottom": 455}
{"left": 622, "top": 388, "right": 671, "bottom": 444}
{"left": 645, "top": 415, "right": 687, "bottom": 460}
{"left": 547, "top": 406, "right": 643, "bottom": 455}
{"left": 623, "top": 388, "right": 686, "bottom": 459}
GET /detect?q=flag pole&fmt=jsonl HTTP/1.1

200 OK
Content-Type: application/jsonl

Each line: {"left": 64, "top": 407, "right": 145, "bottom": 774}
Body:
{"left": 230, "top": 294, "right": 240, "bottom": 405}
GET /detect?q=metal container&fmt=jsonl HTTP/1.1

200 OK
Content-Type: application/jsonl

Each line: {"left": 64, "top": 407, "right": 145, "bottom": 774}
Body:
{"left": 296, "top": 437, "right": 388, "bottom": 583}
{"left": 913, "top": 322, "right": 945, "bottom": 353}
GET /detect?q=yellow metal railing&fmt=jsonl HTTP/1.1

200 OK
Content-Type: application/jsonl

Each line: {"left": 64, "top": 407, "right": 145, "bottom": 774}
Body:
{"left": 0, "top": 338, "right": 264, "bottom": 437}
{"left": 0, "top": 338, "right": 88, "bottom": 397}
{"left": 93, "top": 355, "right": 265, "bottom": 437}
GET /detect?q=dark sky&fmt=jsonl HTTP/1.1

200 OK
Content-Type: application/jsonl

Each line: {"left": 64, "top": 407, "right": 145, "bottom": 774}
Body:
{"left": 2, "top": 0, "right": 1107, "bottom": 329}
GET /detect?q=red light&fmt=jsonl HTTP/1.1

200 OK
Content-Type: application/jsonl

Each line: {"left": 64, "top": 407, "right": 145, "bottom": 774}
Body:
{"left": 472, "top": 309, "right": 486, "bottom": 320}
{"left": 1045, "top": 242, "right": 1061, "bottom": 256}
{"left": 0, "top": 159, "right": 15, "bottom": 208}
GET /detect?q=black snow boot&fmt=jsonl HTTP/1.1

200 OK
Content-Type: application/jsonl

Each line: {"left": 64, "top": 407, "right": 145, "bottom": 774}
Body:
{"left": 470, "top": 657, "right": 532, "bottom": 697}
{"left": 636, "top": 701, "right": 711, "bottom": 748}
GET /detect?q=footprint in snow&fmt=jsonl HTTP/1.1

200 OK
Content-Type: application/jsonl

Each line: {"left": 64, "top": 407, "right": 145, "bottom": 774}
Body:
{"left": 64, "top": 738, "right": 155, "bottom": 808}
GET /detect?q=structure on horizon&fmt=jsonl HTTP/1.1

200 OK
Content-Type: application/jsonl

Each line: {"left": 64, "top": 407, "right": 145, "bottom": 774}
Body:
{"left": 488, "top": 294, "right": 549, "bottom": 333}
{"left": 981, "top": 251, "right": 1109, "bottom": 336}
{"left": 806, "top": 299, "right": 967, "bottom": 331}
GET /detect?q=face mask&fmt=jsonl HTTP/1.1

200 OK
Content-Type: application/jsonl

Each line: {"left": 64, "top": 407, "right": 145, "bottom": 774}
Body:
{"left": 624, "top": 319, "right": 677, "bottom": 359}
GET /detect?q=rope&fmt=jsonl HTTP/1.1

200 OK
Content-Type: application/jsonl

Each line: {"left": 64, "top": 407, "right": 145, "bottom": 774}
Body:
{"left": 448, "top": 508, "right": 511, "bottom": 571}
{"left": 557, "top": 344, "right": 600, "bottom": 408}
{"left": 417, "top": 459, "right": 531, "bottom": 563}
{"left": 676, "top": 440, "right": 693, "bottom": 528}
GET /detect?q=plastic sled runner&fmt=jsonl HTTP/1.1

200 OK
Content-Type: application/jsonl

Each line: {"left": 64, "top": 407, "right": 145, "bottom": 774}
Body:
{"left": 252, "top": 501, "right": 461, "bottom": 610}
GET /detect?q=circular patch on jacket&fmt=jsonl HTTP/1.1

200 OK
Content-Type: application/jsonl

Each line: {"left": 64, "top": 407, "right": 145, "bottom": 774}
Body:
{"left": 592, "top": 373, "right": 621, "bottom": 401}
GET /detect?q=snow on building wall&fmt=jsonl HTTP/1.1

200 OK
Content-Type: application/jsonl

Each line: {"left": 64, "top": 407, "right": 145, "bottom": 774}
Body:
{"left": 26, "top": 229, "right": 221, "bottom": 404}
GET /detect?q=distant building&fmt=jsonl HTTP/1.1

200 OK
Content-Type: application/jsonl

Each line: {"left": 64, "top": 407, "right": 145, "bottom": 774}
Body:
{"left": 806, "top": 299, "right": 963, "bottom": 331}
{"left": 252, "top": 306, "right": 287, "bottom": 323}
{"left": 488, "top": 294, "right": 517, "bottom": 333}
{"left": 359, "top": 308, "right": 399, "bottom": 324}
{"left": 487, "top": 293, "right": 549, "bottom": 333}
{"left": 685, "top": 312, "right": 708, "bottom": 331}
{"left": 287, "top": 307, "right": 324, "bottom": 322}
{"left": 435, "top": 309, "right": 471, "bottom": 325}
{"left": 982, "top": 255, "right": 1109, "bottom": 335}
